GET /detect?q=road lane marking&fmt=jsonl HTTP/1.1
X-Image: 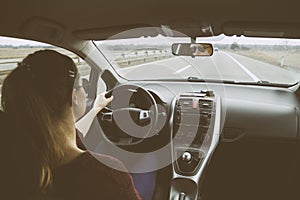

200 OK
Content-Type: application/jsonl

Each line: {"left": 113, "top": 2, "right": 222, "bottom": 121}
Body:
{"left": 173, "top": 65, "right": 192, "bottom": 74}
{"left": 222, "top": 52, "right": 261, "bottom": 82}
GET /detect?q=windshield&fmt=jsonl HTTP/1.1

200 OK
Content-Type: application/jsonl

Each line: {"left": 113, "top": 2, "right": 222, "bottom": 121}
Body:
{"left": 95, "top": 32, "right": 300, "bottom": 86}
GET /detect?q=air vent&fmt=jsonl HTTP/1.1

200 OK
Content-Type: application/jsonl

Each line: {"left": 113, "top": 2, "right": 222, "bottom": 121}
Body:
{"left": 180, "top": 93, "right": 206, "bottom": 98}
{"left": 178, "top": 98, "right": 193, "bottom": 109}
{"left": 199, "top": 99, "right": 213, "bottom": 108}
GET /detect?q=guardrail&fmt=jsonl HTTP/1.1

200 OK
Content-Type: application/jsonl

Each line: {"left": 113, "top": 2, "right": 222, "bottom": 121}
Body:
{"left": 0, "top": 56, "right": 82, "bottom": 76}
{"left": 0, "top": 69, "right": 11, "bottom": 77}
{"left": 116, "top": 53, "right": 172, "bottom": 67}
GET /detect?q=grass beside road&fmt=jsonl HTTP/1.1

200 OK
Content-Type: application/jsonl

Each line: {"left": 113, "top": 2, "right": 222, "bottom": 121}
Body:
{"left": 235, "top": 50, "right": 279, "bottom": 66}
{"left": 232, "top": 49, "right": 300, "bottom": 72}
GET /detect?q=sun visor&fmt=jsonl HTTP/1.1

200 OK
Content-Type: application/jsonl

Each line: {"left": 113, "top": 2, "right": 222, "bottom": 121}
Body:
{"left": 20, "top": 17, "right": 65, "bottom": 42}
{"left": 222, "top": 22, "right": 300, "bottom": 39}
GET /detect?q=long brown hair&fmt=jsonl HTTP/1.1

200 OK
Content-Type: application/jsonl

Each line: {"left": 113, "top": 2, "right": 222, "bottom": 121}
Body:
{"left": 1, "top": 50, "right": 79, "bottom": 195}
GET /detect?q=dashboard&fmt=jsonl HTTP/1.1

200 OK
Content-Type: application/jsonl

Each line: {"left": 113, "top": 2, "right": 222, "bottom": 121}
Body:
{"left": 139, "top": 81, "right": 300, "bottom": 199}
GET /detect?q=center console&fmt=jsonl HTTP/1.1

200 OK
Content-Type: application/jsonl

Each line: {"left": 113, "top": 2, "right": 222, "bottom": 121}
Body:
{"left": 169, "top": 90, "right": 221, "bottom": 200}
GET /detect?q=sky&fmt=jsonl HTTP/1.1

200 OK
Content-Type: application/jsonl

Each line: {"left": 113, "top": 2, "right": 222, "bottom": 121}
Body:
{"left": 0, "top": 36, "right": 49, "bottom": 46}
{"left": 2, "top": 34, "right": 300, "bottom": 46}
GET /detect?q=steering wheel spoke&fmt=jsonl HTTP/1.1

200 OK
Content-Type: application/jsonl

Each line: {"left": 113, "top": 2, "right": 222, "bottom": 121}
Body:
{"left": 99, "top": 84, "right": 158, "bottom": 145}
{"left": 100, "top": 111, "right": 113, "bottom": 122}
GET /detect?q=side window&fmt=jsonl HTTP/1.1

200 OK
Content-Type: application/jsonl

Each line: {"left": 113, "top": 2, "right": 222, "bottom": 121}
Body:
{"left": 0, "top": 36, "right": 91, "bottom": 108}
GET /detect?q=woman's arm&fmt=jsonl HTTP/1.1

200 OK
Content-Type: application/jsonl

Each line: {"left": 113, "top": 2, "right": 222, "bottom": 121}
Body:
{"left": 75, "top": 92, "right": 113, "bottom": 137}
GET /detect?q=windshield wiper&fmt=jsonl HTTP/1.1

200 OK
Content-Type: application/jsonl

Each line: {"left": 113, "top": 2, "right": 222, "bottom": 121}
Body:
{"left": 187, "top": 76, "right": 270, "bottom": 84}
{"left": 234, "top": 80, "right": 296, "bottom": 88}
{"left": 187, "top": 76, "right": 236, "bottom": 84}
{"left": 187, "top": 76, "right": 296, "bottom": 88}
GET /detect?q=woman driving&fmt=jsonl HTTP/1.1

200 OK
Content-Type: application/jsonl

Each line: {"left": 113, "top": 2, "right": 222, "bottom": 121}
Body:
{"left": 1, "top": 50, "right": 141, "bottom": 200}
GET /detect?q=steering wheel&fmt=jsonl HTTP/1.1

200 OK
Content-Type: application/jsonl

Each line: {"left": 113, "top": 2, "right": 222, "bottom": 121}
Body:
{"left": 99, "top": 84, "right": 158, "bottom": 145}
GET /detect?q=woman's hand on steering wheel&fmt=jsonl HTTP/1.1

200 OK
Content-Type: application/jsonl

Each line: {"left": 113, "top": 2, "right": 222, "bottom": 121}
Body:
{"left": 93, "top": 92, "right": 114, "bottom": 114}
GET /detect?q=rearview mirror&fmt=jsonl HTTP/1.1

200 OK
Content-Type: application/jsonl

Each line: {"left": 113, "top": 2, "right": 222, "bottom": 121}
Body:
{"left": 172, "top": 43, "right": 213, "bottom": 56}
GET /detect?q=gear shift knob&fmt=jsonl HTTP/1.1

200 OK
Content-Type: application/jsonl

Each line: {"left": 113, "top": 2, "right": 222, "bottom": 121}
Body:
{"left": 182, "top": 152, "right": 192, "bottom": 162}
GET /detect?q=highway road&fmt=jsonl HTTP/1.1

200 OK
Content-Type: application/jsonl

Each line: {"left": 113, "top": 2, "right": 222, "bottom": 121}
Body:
{"left": 117, "top": 51, "right": 300, "bottom": 85}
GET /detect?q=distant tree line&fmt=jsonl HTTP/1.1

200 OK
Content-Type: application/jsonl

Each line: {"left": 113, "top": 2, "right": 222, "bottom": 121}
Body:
{"left": 213, "top": 43, "right": 300, "bottom": 51}
{"left": 104, "top": 43, "right": 300, "bottom": 52}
